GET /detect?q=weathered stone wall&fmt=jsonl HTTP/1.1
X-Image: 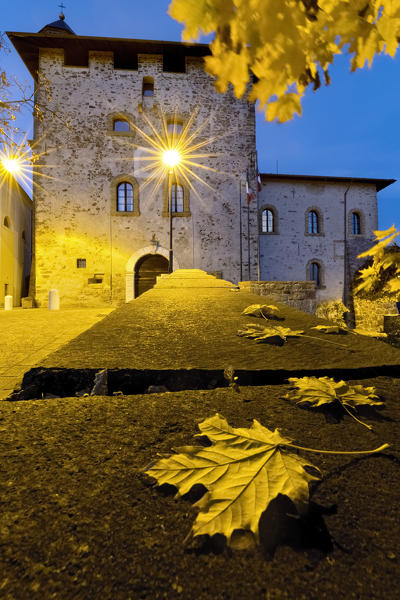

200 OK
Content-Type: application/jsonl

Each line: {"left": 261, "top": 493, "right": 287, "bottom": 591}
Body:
{"left": 33, "top": 48, "right": 258, "bottom": 306}
{"left": 0, "top": 179, "right": 32, "bottom": 307}
{"left": 239, "top": 280, "right": 316, "bottom": 314}
{"left": 353, "top": 298, "right": 398, "bottom": 332}
{"left": 258, "top": 178, "right": 378, "bottom": 303}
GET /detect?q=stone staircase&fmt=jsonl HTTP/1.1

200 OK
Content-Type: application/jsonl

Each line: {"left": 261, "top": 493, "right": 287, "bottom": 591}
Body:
{"left": 154, "top": 269, "right": 237, "bottom": 289}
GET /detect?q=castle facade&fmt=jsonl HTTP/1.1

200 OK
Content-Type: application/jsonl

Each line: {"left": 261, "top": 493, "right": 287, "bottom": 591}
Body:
{"left": 7, "top": 15, "right": 394, "bottom": 307}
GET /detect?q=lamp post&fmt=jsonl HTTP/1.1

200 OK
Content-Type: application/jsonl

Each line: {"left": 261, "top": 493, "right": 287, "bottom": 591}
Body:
{"left": 162, "top": 149, "right": 181, "bottom": 274}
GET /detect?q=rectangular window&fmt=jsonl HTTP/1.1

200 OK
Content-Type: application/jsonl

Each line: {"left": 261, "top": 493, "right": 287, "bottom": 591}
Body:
{"left": 77, "top": 258, "right": 86, "bottom": 268}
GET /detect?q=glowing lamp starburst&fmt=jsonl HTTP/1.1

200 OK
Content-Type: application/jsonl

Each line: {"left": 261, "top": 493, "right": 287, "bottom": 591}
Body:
{"left": 1, "top": 157, "right": 22, "bottom": 175}
{"left": 162, "top": 149, "right": 181, "bottom": 169}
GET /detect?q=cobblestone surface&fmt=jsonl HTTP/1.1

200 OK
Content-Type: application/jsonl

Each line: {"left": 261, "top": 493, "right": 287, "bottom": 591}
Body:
{"left": 0, "top": 307, "right": 114, "bottom": 398}
{"left": 40, "top": 288, "right": 400, "bottom": 371}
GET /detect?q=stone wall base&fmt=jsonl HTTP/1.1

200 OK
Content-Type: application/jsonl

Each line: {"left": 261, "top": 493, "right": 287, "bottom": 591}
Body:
{"left": 383, "top": 315, "right": 400, "bottom": 337}
{"left": 353, "top": 298, "right": 398, "bottom": 332}
{"left": 239, "top": 281, "right": 316, "bottom": 314}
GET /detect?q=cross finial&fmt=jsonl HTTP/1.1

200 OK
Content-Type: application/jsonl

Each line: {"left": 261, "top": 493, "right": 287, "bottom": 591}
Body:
{"left": 58, "top": 2, "right": 66, "bottom": 19}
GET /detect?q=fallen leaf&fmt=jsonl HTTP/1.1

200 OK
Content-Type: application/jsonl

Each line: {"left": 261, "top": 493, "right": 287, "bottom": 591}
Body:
{"left": 338, "top": 384, "right": 383, "bottom": 409}
{"left": 144, "top": 413, "right": 320, "bottom": 545}
{"left": 286, "top": 376, "right": 383, "bottom": 429}
{"left": 242, "top": 304, "right": 280, "bottom": 318}
{"left": 237, "top": 324, "right": 304, "bottom": 344}
{"left": 353, "top": 328, "right": 388, "bottom": 338}
{"left": 286, "top": 376, "right": 346, "bottom": 407}
{"left": 310, "top": 325, "right": 348, "bottom": 334}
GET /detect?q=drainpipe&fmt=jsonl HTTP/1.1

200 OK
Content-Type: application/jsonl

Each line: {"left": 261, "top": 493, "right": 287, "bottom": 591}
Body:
{"left": 343, "top": 181, "right": 352, "bottom": 324}
{"left": 239, "top": 177, "right": 243, "bottom": 281}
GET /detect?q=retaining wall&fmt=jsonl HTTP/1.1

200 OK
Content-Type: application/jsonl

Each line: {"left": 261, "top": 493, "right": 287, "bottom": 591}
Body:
{"left": 239, "top": 280, "right": 316, "bottom": 314}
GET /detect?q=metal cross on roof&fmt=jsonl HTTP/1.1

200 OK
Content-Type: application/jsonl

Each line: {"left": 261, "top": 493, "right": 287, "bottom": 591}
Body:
{"left": 58, "top": 2, "right": 66, "bottom": 12}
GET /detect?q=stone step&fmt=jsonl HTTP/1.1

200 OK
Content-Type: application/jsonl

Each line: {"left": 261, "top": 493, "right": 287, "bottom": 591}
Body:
{"left": 155, "top": 269, "right": 236, "bottom": 288}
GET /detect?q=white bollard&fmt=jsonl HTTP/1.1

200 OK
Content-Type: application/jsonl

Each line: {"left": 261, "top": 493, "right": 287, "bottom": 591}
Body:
{"left": 4, "top": 295, "right": 13, "bottom": 310}
{"left": 49, "top": 289, "right": 60, "bottom": 310}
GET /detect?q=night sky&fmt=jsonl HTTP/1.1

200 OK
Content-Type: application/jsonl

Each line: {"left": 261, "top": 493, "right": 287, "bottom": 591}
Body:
{"left": 2, "top": 0, "right": 399, "bottom": 230}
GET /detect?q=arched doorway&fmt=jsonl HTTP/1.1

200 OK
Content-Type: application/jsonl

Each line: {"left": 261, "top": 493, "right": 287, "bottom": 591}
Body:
{"left": 134, "top": 254, "right": 169, "bottom": 297}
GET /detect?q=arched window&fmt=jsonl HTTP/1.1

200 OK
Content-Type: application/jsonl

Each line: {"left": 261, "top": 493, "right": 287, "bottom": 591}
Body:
{"left": 309, "top": 261, "right": 321, "bottom": 287}
{"left": 3, "top": 217, "right": 10, "bottom": 228}
{"left": 261, "top": 209, "right": 274, "bottom": 233}
{"left": 351, "top": 211, "right": 361, "bottom": 235}
{"left": 308, "top": 210, "right": 319, "bottom": 234}
{"left": 170, "top": 183, "right": 184, "bottom": 213}
{"left": 113, "top": 119, "right": 130, "bottom": 132}
{"left": 142, "top": 77, "right": 154, "bottom": 97}
{"left": 117, "top": 182, "right": 134, "bottom": 212}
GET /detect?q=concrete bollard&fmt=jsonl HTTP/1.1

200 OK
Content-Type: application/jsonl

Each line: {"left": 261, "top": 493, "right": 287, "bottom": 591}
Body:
{"left": 49, "top": 289, "right": 60, "bottom": 310}
{"left": 4, "top": 295, "right": 13, "bottom": 310}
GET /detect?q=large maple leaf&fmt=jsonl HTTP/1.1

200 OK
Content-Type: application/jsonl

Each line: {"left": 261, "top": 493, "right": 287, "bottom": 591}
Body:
{"left": 144, "top": 413, "right": 320, "bottom": 545}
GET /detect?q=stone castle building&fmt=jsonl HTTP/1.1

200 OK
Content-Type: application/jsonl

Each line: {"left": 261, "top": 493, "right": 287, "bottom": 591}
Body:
{"left": 7, "top": 14, "right": 394, "bottom": 307}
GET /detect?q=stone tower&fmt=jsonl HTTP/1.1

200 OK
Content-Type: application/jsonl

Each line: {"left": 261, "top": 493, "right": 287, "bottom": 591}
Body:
{"left": 8, "top": 15, "right": 258, "bottom": 306}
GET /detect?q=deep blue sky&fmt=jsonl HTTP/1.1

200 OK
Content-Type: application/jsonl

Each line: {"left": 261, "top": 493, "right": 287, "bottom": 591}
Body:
{"left": 2, "top": 0, "right": 399, "bottom": 230}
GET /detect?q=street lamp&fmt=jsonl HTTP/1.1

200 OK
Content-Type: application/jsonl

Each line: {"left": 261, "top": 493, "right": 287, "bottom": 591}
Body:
{"left": 162, "top": 148, "right": 181, "bottom": 274}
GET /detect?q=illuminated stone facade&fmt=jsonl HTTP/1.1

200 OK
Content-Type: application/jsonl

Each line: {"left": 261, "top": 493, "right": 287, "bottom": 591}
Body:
{"left": 27, "top": 38, "right": 257, "bottom": 306}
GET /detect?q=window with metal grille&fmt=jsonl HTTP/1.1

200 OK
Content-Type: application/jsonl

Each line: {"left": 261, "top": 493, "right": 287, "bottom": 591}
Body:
{"left": 170, "top": 184, "right": 184, "bottom": 213}
{"left": 77, "top": 258, "right": 86, "bottom": 268}
{"left": 261, "top": 209, "right": 274, "bottom": 232}
{"left": 351, "top": 212, "right": 361, "bottom": 235}
{"left": 309, "top": 262, "right": 320, "bottom": 287}
{"left": 308, "top": 210, "right": 319, "bottom": 234}
{"left": 117, "top": 182, "right": 134, "bottom": 212}
{"left": 113, "top": 119, "right": 130, "bottom": 132}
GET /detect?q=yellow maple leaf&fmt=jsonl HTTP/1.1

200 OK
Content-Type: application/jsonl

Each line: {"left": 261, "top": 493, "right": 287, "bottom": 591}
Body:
{"left": 266, "top": 92, "right": 303, "bottom": 122}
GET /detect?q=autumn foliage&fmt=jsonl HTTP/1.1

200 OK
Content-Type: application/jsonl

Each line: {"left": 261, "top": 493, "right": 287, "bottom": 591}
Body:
{"left": 169, "top": 0, "right": 400, "bottom": 121}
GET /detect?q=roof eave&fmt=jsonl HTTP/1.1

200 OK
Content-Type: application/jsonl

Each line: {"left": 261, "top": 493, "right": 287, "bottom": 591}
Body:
{"left": 260, "top": 173, "right": 396, "bottom": 192}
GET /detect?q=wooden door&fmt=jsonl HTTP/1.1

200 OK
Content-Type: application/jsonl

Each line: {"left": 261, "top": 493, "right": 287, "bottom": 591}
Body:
{"left": 134, "top": 254, "right": 169, "bottom": 297}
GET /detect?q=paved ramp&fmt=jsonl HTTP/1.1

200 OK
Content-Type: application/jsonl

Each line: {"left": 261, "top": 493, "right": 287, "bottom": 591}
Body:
{"left": 8, "top": 270, "right": 400, "bottom": 399}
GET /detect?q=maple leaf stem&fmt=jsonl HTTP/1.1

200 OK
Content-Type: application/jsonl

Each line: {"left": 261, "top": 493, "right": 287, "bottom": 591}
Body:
{"left": 339, "top": 401, "right": 373, "bottom": 430}
{"left": 284, "top": 442, "right": 390, "bottom": 456}
{"left": 300, "top": 334, "right": 354, "bottom": 351}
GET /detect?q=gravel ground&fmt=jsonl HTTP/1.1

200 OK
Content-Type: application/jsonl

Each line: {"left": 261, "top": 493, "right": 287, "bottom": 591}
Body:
{"left": 0, "top": 377, "right": 399, "bottom": 600}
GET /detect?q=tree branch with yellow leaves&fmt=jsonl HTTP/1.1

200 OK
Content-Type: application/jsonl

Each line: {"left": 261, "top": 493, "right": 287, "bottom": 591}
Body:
{"left": 168, "top": 0, "right": 400, "bottom": 122}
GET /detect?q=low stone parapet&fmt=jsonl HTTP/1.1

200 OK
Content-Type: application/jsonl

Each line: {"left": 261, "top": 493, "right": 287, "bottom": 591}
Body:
{"left": 239, "top": 281, "right": 316, "bottom": 314}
